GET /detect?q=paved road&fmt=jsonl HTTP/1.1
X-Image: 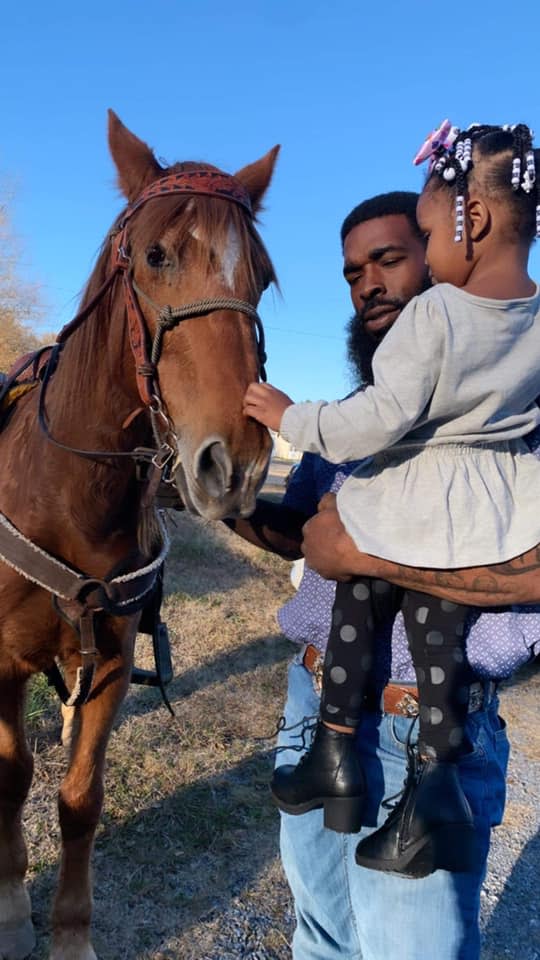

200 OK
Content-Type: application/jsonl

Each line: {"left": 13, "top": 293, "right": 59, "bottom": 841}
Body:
{"left": 262, "top": 457, "right": 295, "bottom": 495}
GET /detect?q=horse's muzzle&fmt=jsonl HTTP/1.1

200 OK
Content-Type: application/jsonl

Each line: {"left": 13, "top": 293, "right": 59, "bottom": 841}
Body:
{"left": 174, "top": 435, "right": 270, "bottom": 520}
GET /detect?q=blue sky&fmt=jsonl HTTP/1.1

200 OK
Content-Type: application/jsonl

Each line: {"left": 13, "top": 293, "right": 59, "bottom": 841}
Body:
{"left": 2, "top": 0, "right": 539, "bottom": 402}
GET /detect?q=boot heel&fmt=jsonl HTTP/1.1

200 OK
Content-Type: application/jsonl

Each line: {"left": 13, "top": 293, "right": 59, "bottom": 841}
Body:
{"left": 323, "top": 796, "right": 363, "bottom": 833}
{"left": 433, "top": 823, "right": 479, "bottom": 873}
{"left": 406, "top": 824, "right": 478, "bottom": 877}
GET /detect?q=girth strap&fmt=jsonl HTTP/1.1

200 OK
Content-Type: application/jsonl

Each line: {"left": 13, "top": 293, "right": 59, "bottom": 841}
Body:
{"left": 45, "top": 610, "right": 99, "bottom": 707}
{"left": 0, "top": 510, "right": 170, "bottom": 706}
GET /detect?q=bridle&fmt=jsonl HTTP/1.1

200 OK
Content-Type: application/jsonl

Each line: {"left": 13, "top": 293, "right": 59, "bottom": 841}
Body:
{"left": 38, "top": 169, "right": 268, "bottom": 475}
{"left": 0, "top": 168, "right": 272, "bottom": 711}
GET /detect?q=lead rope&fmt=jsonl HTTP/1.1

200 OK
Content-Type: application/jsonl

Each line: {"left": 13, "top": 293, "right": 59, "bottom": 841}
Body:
{"left": 131, "top": 280, "right": 267, "bottom": 381}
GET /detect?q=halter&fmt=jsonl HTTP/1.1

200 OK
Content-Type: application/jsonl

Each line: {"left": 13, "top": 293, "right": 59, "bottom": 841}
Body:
{"left": 38, "top": 169, "right": 268, "bottom": 470}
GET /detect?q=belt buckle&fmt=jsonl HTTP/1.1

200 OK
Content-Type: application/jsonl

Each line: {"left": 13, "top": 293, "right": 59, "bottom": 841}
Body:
{"left": 395, "top": 691, "right": 420, "bottom": 718}
{"left": 467, "top": 681, "right": 494, "bottom": 713}
{"left": 297, "top": 645, "right": 324, "bottom": 696}
{"left": 312, "top": 655, "right": 324, "bottom": 696}
{"left": 304, "top": 646, "right": 324, "bottom": 696}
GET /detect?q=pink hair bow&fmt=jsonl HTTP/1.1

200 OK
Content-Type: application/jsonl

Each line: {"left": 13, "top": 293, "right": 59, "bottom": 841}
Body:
{"left": 413, "top": 119, "right": 459, "bottom": 168}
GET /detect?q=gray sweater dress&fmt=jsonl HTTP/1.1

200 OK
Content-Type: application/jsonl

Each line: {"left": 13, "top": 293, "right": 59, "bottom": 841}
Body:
{"left": 280, "top": 283, "right": 540, "bottom": 567}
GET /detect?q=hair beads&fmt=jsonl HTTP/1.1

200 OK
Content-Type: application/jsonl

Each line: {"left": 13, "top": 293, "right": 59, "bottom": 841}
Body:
{"left": 512, "top": 157, "right": 522, "bottom": 191}
{"left": 415, "top": 121, "right": 540, "bottom": 241}
{"left": 522, "top": 151, "right": 536, "bottom": 193}
{"left": 454, "top": 195, "right": 465, "bottom": 243}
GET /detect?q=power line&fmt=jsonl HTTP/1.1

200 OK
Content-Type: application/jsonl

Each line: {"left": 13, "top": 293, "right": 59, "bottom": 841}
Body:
{"left": 265, "top": 324, "right": 343, "bottom": 341}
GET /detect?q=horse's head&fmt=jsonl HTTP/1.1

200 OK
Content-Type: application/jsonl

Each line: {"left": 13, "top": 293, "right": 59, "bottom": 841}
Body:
{"left": 108, "top": 111, "right": 278, "bottom": 520}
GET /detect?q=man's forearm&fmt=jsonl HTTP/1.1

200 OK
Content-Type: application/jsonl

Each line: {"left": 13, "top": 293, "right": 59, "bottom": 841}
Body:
{"left": 365, "top": 548, "right": 540, "bottom": 606}
{"left": 225, "top": 499, "right": 307, "bottom": 559}
{"left": 301, "top": 509, "right": 540, "bottom": 605}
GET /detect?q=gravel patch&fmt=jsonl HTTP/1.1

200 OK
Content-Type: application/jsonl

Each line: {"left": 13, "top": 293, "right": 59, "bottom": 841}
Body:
{"left": 480, "top": 661, "right": 540, "bottom": 960}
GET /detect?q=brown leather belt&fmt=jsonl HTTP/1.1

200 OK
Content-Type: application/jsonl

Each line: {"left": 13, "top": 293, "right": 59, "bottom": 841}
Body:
{"left": 301, "top": 643, "right": 495, "bottom": 717}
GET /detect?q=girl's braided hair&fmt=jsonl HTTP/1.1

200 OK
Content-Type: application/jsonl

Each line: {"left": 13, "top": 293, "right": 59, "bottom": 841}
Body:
{"left": 426, "top": 123, "right": 540, "bottom": 243}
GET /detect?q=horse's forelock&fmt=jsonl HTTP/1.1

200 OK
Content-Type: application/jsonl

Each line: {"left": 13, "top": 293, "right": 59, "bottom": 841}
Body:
{"left": 127, "top": 191, "right": 276, "bottom": 297}
{"left": 68, "top": 183, "right": 276, "bottom": 399}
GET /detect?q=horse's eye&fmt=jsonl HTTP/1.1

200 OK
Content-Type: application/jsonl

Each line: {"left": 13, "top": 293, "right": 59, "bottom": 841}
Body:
{"left": 146, "top": 245, "right": 166, "bottom": 268}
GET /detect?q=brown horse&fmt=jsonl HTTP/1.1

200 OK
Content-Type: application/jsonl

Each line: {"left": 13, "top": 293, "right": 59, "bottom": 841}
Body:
{"left": 0, "top": 111, "right": 278, "bottom": 959}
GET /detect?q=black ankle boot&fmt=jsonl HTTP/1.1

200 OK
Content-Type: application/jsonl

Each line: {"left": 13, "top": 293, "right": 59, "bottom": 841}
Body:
{"left": 355, "top": 750, "right": 478, "bottom": 877}
{"left": 271, "top": 722, "right": 366, "bottom": 833}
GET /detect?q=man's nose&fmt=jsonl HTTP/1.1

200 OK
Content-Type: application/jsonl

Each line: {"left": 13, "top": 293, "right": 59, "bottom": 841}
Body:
{"left": 359, "top": 268, "right": 385, "bottom": 301}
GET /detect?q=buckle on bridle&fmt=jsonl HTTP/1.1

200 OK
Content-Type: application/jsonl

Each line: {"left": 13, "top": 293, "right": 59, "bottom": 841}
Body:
{"left": 152, "top": 444, "right": 175, "bottom": 471}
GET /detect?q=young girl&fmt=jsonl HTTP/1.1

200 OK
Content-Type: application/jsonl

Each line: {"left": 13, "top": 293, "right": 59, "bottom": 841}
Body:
{"left": 244, "top": 122, "right": 540, "bottom": 877}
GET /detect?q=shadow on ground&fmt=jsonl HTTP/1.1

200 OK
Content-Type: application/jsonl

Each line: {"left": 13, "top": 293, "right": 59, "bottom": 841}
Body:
{"left": 482, "top": 829, "right": 540, "bottom": 959}
{"left": 26, "top": 747, "right": 291, "bottom": 960}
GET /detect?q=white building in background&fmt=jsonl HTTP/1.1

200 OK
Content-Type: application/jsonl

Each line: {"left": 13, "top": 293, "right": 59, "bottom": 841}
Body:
{"left": 270, "top": 430, "right": 302, "bottom": 462}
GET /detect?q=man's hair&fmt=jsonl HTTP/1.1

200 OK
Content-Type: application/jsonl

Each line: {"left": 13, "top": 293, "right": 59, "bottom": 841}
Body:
{"left": 340, "top": 191, "right": 422, "bottom": 248}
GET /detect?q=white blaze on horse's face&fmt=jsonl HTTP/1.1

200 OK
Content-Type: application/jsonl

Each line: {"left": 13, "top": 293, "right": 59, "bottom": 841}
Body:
{"left": 189, "top": 220, "right": 241, "bottom": 292}
{"left": 220, "top": 223, "right": 241, "bottom": 291}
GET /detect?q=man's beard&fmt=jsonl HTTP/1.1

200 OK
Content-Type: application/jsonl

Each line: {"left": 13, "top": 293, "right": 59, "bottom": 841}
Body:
{"left": 345, "top": 296, "right": 405, "bottom": 386}
{"left": 346, "top": 285, "right": 430, "bottom": 386}
{"left": 346, "top": 314, "right": 379, "bottom": 386}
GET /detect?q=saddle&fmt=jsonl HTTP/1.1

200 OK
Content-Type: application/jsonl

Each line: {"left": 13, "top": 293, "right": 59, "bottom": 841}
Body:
{"left": 0, "top": 346, "right": 53, "bottom": 427}
{"left": 0, "top": 347, "right": 176, "bottom": 711}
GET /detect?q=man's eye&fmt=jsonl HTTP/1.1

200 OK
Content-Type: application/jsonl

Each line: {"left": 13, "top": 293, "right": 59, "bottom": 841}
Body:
{"left": 381, "top": 257, "right": 403, "bottom": 267}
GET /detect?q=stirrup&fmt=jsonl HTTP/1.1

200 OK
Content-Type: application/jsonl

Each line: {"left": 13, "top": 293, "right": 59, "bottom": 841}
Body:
{"left": 131, "top": 620, "right": 174, "bottom": 715}
{"left": 131, "top": 565, "right": 174, "bottom": 715}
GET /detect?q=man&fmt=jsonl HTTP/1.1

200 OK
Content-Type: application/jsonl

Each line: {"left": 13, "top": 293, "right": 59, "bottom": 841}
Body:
{"left": 229, "top": 191, "right": 540, "bottom": 960}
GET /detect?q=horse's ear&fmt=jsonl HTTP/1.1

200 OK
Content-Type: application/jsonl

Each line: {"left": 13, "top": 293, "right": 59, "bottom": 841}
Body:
{"left": 107, "top": 110, "right": 163, "bottom": 202}
{"left": 234, "top": 145, "right": 280, "bottom": 214}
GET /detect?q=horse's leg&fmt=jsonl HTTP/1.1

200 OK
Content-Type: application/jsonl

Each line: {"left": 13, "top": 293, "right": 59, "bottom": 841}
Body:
{"left": 50, "top": 639, "right": 132, "bottom": 960}
{"left": 0, "top": 676, "right": 36, "bottom": 960}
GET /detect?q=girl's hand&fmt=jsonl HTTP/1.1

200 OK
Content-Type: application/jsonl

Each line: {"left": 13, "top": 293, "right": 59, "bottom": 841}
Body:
{"left": 243, "top": 382, "right": 294, "bottom": 432}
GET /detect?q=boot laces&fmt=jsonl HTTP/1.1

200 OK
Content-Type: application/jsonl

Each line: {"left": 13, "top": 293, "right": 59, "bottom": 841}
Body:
{"left": 276, "top": 714, "right": 319, "bottom": 756}
{"left": 251, "top": 714, "right": 319, "bottom": 755}
{"left": 382, "top": 720, "right": 423, "bottom": 813}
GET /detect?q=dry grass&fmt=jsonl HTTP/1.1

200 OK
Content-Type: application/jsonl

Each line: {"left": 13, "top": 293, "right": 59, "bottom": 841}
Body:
{"left": 23, "top": 510, "right": 297, "bottom": 959}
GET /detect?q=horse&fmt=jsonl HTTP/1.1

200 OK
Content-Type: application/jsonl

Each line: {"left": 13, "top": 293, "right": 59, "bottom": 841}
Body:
{"left": 0, "top": 110, "right": 278, "bottom": 960}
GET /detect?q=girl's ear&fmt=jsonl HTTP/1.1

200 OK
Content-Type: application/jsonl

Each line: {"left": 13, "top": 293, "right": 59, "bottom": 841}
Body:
{"left": 467, "top": 197, "right": 491, "bottom": 241}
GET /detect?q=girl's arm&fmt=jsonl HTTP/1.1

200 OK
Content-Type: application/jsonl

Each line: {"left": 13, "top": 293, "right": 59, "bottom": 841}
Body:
{"left": 246, "top": 296, "right": 444, "bottom": 463}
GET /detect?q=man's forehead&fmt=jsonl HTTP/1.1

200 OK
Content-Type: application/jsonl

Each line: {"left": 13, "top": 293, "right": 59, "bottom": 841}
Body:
{"left": 344, "top": 214, "right": 417, "bottom": 261}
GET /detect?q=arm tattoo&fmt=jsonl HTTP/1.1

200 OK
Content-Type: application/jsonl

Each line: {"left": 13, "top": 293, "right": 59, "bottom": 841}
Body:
{"left": 382, "top": 545, "right": 540, "bottom": 603}
{"left": 483, "top": 546, "right": 540, "bottom": 576}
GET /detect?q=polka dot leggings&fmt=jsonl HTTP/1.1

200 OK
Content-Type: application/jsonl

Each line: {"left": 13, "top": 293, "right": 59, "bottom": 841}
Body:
{"left": 321, "top": 578, "right": 476, "bottom": 761}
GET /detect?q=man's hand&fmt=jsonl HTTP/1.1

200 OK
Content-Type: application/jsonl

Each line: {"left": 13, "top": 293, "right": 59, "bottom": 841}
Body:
{"left": 243, "top": 382, "right": 294, "bottom": 432}
{"left": 301, "top": 508, "right": 356, "bottom": 581}
{"left": 317, "top": 492, "right": 337, "bottom": 512}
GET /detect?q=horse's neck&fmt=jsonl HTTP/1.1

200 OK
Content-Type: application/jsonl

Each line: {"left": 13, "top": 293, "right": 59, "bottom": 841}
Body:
{"left": 42, "top": 298, "right": 150, "bottom": 530}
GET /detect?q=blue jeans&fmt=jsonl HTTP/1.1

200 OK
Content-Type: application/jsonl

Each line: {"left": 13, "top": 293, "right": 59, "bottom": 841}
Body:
{"left": 277, "top": 661, "right": 510, "bottom": 960}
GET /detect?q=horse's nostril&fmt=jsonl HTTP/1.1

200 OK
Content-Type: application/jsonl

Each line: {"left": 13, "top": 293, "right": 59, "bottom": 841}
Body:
{"left": 195, "top": 439, "right": 234, "bottom": 499}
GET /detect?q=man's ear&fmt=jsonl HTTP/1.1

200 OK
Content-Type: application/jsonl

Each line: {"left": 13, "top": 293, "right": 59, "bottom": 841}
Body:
{"left": 467, "top": 197, "right": 491, "bottom": 242}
